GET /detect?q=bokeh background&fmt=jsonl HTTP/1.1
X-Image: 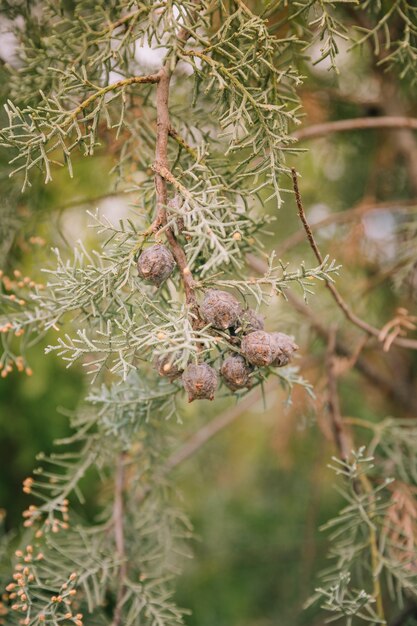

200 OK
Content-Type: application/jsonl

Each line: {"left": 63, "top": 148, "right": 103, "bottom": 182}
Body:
{"left": 1, "top": 6, "right": 417, "bottom": 626}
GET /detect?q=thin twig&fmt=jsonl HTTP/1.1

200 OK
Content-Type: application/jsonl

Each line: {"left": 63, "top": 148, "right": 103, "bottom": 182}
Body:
{"left": 111, "top": 453, "right": 127, "bottom": 626}
{"left": 325, "top": 329, "right": 384, "bottom": 616}
{"left": 70, "top": 73, "right": 160, "bottom": 121}
{"left": 292, "top": 116, "right": 417, "bottom": 142}
{"left": 102, "top": 3, "right": 166, "bottom": 34}
{"left": 358, "top": 470, "right": 386, "bottom": 622}
{"left": 168, "top": 125, "right": 199, "bottom": 161}
{"left": 291, "top": 168, "right": 417, "bottom": 351}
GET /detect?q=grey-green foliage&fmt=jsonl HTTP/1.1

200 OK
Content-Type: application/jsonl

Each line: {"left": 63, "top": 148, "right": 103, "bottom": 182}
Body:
{"left": 0, "top": 1, "right": 416, "bottom": 625}
{"left": 0, "top": 206, "right": 336, "bottom": 380}
{"left": 312, "top": 422, "right": 417, "bottom": 625}
{"left": 1, "top": 370, "right": 193, "bottom": 626}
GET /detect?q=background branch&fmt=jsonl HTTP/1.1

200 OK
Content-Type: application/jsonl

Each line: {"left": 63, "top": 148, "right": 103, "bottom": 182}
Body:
{"left": 111, "top": 453, "right": 127, "bottom": 626}
{"left": 292, "top": 116, "right": 417, "bottom": 142}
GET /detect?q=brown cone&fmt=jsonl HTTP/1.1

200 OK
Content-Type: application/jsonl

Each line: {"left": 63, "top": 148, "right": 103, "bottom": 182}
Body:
{"left": 220, "top": 354, "right": 253, "bottom": 391}
{"left": 182, "top": 363, "right": 218, "bottom": 402}
{"left": 137, "top": 244, "right": 175, "bottom": 286}
{"left": 200, "top": 289, "right": 242, "bottom": 330}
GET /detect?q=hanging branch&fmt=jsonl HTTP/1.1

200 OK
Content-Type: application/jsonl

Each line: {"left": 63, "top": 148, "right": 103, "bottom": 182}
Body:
{"left": 291, "top": 168, "right": 417, "bottom": 351}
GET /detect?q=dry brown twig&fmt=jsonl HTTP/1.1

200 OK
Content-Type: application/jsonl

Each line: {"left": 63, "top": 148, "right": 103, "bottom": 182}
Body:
{"left": 378, "top": 308, "right": 417, "bottom": 352}
{"left": 246, "top": 253, "right": 417, "bottom": 415}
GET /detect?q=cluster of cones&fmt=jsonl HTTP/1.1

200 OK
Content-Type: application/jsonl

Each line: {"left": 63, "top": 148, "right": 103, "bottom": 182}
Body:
{"left": 138, "top": 245, "right": 298, "bottom": 402}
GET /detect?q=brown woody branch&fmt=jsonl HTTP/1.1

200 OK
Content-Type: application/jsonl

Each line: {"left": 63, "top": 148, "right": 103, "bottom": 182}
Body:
{"left": 151, "top": 2, "right": 202, "bottom": 320}
{"left": 153, "top": 71, "right": 199, "bottom": 317}
{"left": 112, "top": 7, "right": 203, "bottom": 623}
{"left": 291, "top": 168, "right": 417, "bottom": 351}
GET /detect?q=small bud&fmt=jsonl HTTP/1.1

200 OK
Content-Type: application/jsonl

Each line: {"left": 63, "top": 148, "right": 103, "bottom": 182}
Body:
{"left": 220, "top": 354, "right": 253, "bottom": 391}
{"left": 182, "top": 363, "right": 218, "bottom": 402}
{"left": 200, "top": 290, "right": 242, "bottom": 330}
{"left": 137, "top": 244, "right": 175, "bottom": 286}
{"left": 154, "top": 353, "right": 183, "bottom": 381}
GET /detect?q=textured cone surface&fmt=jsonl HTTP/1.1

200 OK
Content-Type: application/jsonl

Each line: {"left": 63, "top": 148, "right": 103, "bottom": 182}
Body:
{"left": 270, "top": 333, "right": 298, "bottom": 367}
{"left": 238, "top": 308, "right": 265, "bottom": 334}
{"left": 154, "top": 353, "right": 183, "bottom": 381}
{"left": 182, "top": 363, "right": 218, "bottom": 402}
{"left": 221, "top": 354, "right": 253, "bottom": 391}
{"left": 137, "top": 244, "right": 175, "bottom": 286}
{"left": 240, "top": 330, "right": 276, "bottom": 366}
{"left": 201, "top": 289, "right": 242, "bottom": 330}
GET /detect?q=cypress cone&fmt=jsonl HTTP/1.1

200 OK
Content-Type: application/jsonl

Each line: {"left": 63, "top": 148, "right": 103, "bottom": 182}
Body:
{"left": 240, "top": 330, "right": 277, "bottom": 366}
{"left": 137, "top": 244, "right": 175, "bottom": 286}
{"left": 270, "top": 333, "right": 298, "bottom": 367}
{"left": 200, "top": 289, "right": 242, "bottom": 330}
{"left": 182, "top": 363, "right": 218, "bottom": 402}
{"left": 221, "top": 354, "right": 253, "bottom": 391}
